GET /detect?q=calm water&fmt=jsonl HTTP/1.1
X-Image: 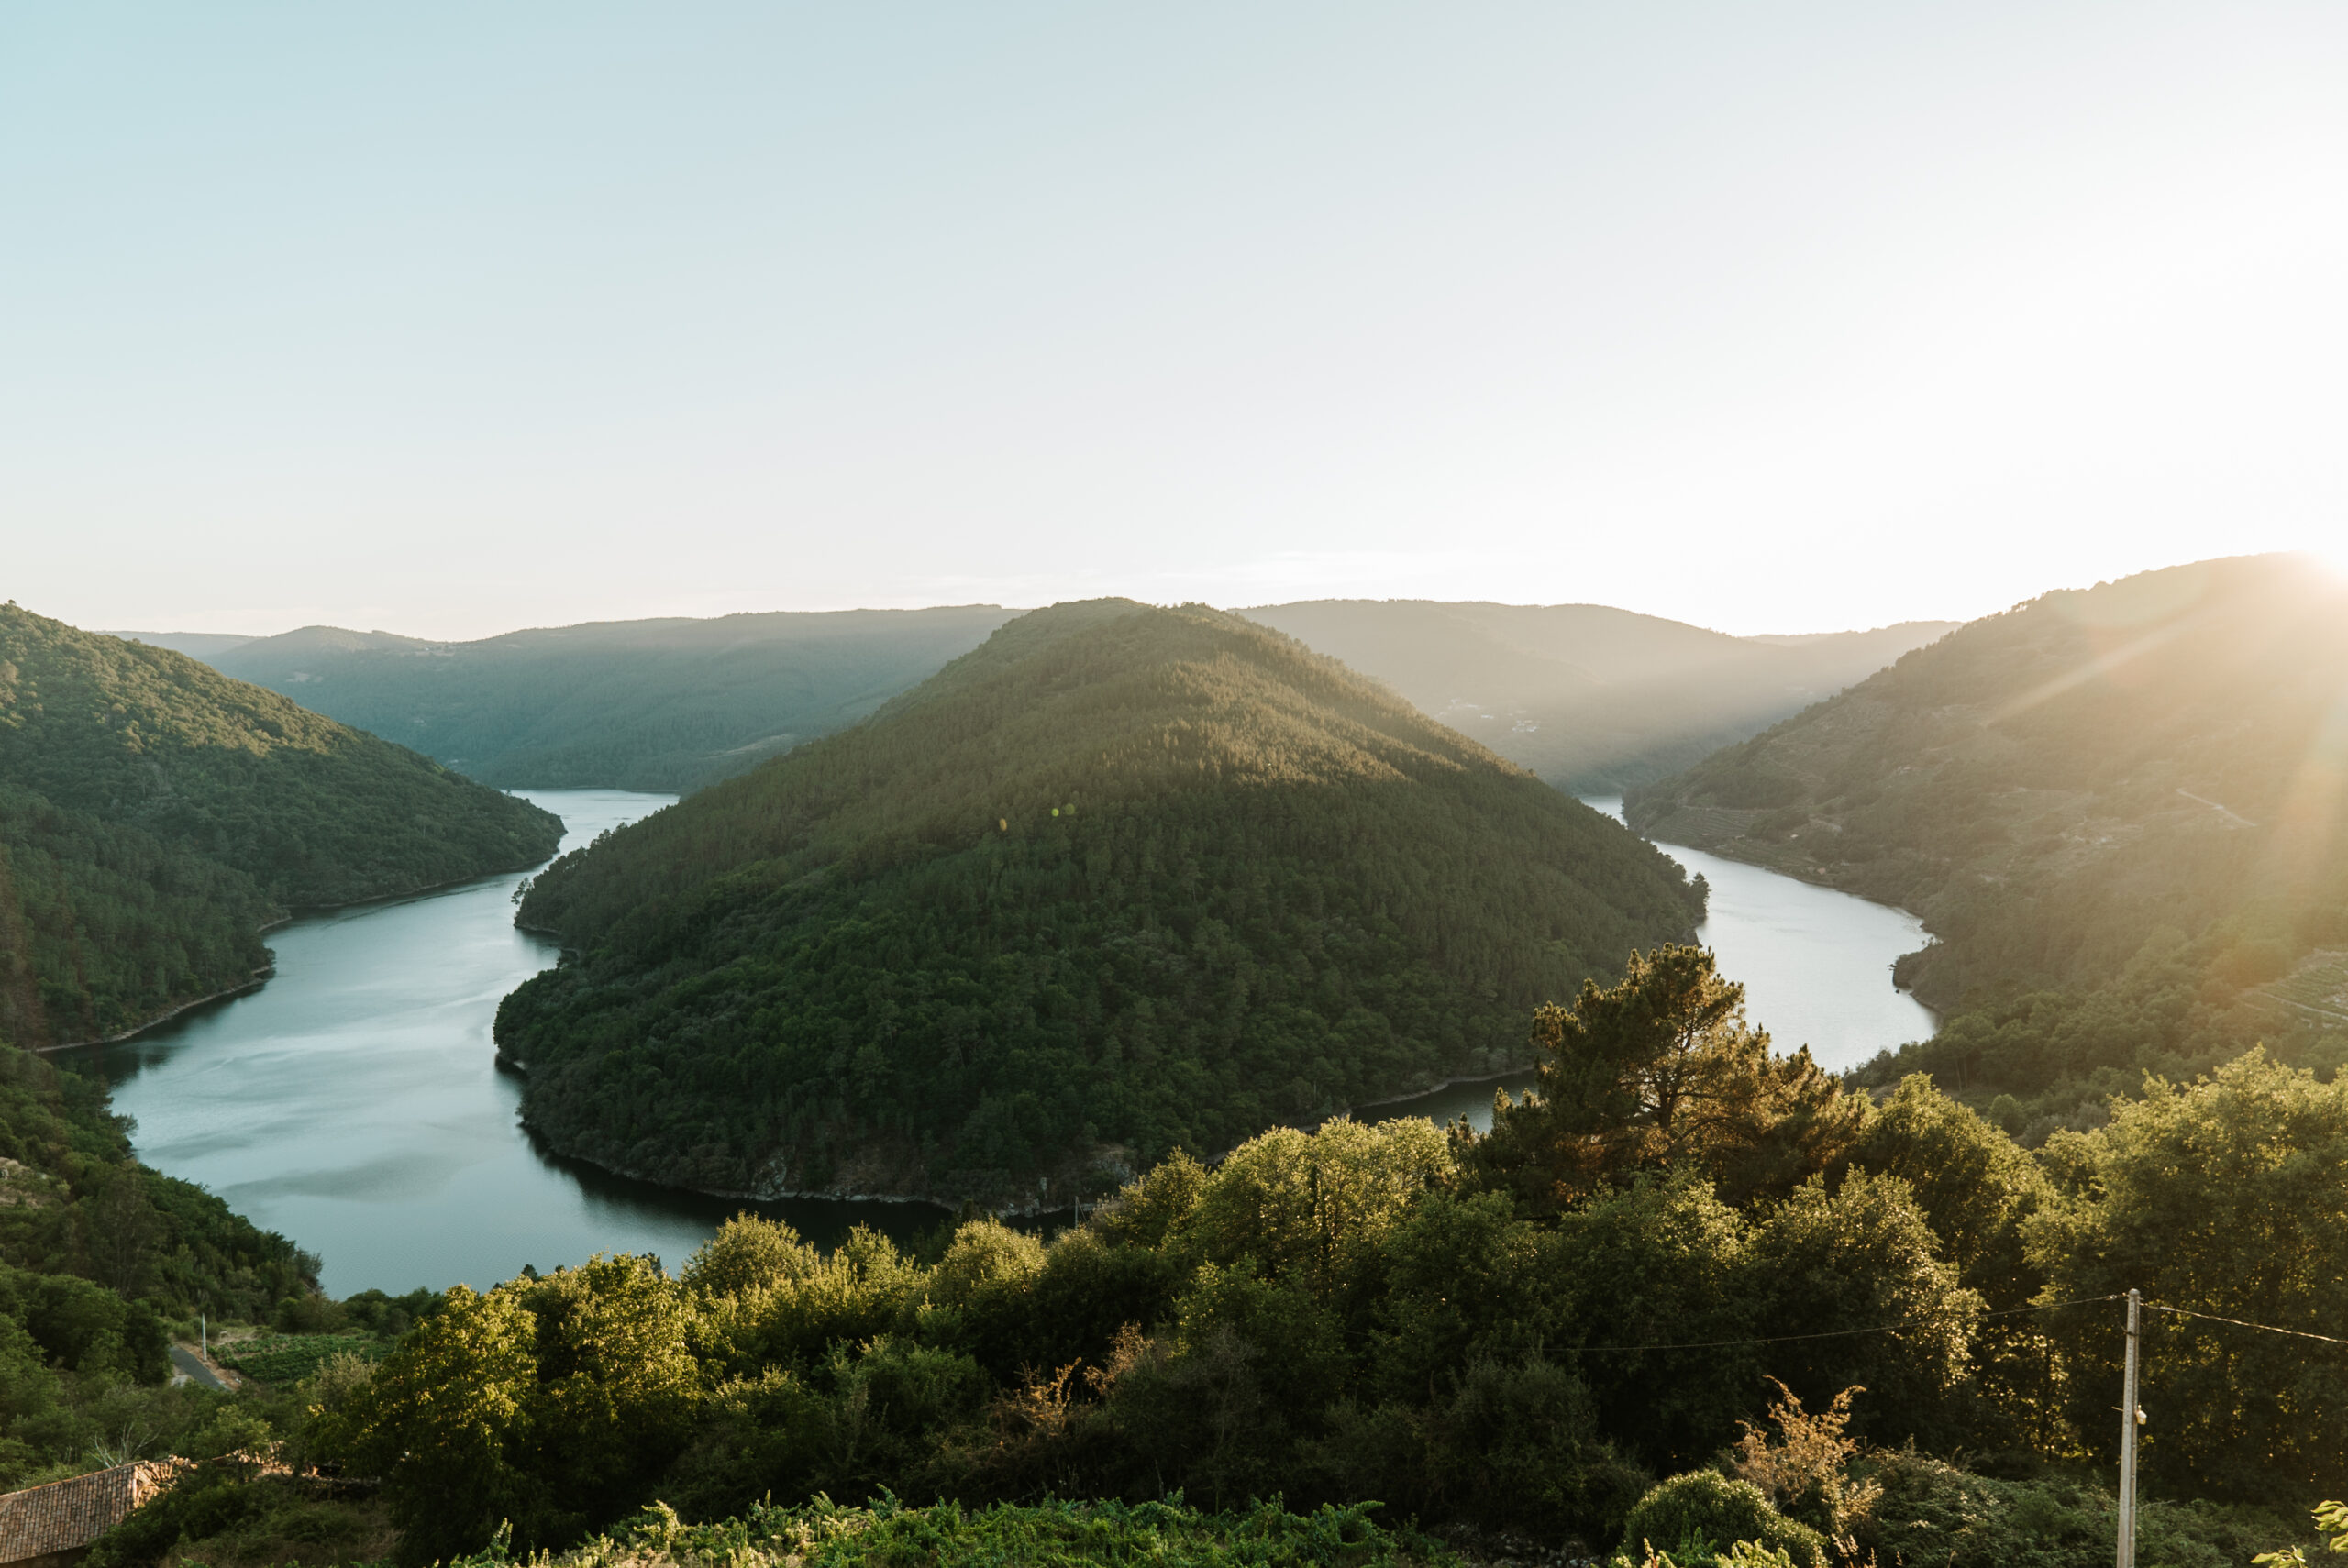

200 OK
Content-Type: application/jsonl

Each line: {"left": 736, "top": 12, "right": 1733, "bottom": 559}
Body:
{"left": 1366, "top": 797, "right": 1935, "bottom": 1132}
{"left": 90, "top": 788, "right": 1933, "bottom": 1294}
{"left": 88, "top": 790, "right": 949, "bottom": 1297}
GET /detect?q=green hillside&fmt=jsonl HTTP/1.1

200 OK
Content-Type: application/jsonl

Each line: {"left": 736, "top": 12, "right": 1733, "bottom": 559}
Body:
{"left": 498, "top": 601, "right": 1703, "bottom": 1201}
{"left": 1242, "top": 600, "right": 1955, "bottom": 793}
{"left": 0, "top": 603, "right": 563, "bottom": 1046}
{"left": 1623, "top": 555, "right": 2348, "bottom": 1126}
{"left": 190, "top": 605, "right": 1016, "bottom": 791}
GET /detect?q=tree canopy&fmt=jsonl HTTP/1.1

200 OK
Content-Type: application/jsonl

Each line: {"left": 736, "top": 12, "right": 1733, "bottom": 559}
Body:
{"left": 0, "top": 604, "right": 562, "bottom": 1044}
{"left": 1460, "top": 944, "right": 1863, "bottom": 1209}
{"left": 497, "top": 601, "right": 1704, "bottom": 1204}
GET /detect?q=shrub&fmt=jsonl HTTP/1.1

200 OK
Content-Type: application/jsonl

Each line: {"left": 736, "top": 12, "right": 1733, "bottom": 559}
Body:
{"left": 1724, "top": 1380, "right": 1877, "bottom": 1540}
{"left": 1618, "top": 1472, "right": 1827, "bottom": 1568}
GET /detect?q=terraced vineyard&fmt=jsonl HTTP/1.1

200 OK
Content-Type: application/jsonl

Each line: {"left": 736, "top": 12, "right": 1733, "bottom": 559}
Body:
{"left": 219, "top": 1331, "right": 387, "bottom": 1386}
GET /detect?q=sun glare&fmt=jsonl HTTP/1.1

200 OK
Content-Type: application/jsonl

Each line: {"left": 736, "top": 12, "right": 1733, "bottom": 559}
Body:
{"left": 2306, "top": 542, "right": 2348, "bottom": 584}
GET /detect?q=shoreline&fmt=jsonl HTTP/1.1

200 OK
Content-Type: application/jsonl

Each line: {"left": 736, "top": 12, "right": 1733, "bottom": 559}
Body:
{"left": 521, "top": 1062, "right": 1545, "bottom": 1216}
{"left": 34, "top": 851, "right": 561, "bottom": 1055}
{"left": 39, "top": 971, "right": 276, "bottom": 1054}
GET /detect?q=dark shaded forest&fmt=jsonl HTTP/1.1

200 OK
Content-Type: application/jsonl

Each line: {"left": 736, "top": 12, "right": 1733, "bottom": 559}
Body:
{"left": 498, "top": 601, "right": 1703, "bottom": 1203}
{"left": 196, "top": 606, "right": 1016, "bottom": 792}
{"left": 0, "top": 604, "right": 562, "bottom": 1045}
{"left": 1623, "top": 554, "right": 2348, "bottom": 1137}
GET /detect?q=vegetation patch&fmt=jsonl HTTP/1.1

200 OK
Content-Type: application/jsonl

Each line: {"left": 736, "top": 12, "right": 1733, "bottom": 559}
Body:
{"left": 218, "top": 1332, "right": 388, "bottom": 1387}
{"left": 441, "top": 1497, "right": 1458, "bottom": 1568}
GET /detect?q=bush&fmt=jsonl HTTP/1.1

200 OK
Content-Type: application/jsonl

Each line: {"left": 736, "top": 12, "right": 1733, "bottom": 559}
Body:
{"left": 1618, "top": 1472, "right": 1827, "bottom": 1568}
{"left": 84, "top": 1467, "right": 392, "bottom": 1568}
{"left": 1848, "top": 1449, "right": 2294, "bottom": 1568}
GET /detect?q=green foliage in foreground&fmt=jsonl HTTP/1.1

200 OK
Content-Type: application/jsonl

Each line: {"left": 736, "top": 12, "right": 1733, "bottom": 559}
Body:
{"left": 70, "top": 954, "right": 2348, "bottom": 1568}
{"left": 501, "top": 600, "right": 1702, "bottom": 1199}
{"left": 0, "top": 603, "right": 562, "bottom": 1047}
{"left": 1619, "top": 1472, "right": 1827, "bottom": 1568}
{"left": 84, "top": 1462, "right": 395, "bottom": 1568}
{"left": 443, "top": 1496, "right": 1459, "bottom": 1568}
{"left": 317, "top": 955, "right": 2347, "bottom": 1564}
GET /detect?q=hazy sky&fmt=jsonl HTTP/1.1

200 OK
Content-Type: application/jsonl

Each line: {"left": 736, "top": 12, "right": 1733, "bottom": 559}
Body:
{"left": 5, "top": 4, "right": 2343, "bottom": 640}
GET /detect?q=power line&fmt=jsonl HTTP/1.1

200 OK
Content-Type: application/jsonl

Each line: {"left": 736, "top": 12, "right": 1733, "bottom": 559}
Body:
{"left": 2143, "top": 1301, "right": 2348, "bottom": 1349}
{"left": 1568, "top": 1294, "right": 2121, "bottom": 1354}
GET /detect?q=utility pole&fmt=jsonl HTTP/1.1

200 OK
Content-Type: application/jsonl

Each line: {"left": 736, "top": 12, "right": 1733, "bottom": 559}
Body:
{"left": 2117, "top": 1287, "right": 2142, "bottom": 1568}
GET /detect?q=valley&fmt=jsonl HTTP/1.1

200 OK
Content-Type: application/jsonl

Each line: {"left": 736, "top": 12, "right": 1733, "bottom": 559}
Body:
{"left": 93, "top": 789, "right": 1933, "bottom": 1297}
{"left": 12, "top": 562, "right": 2345, "bottom": 1565}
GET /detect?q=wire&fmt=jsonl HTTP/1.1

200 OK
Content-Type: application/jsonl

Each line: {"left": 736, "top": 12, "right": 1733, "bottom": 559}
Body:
{"left": 2143, "top": 1302, "right": 2348, "bottom": 1349}
{"left": 1567, "top": 1294, "right": 2122, "bottom": 1354}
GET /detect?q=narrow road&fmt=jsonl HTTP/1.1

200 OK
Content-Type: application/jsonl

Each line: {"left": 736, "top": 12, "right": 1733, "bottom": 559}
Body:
{"left": 170, "top": 1344, "right": 233, "bottom": 1391}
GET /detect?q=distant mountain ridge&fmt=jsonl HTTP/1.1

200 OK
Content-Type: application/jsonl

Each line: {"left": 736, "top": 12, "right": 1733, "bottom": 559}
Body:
{"left": 495, "top": 599, "right": 1704, "bottom": 1204}
{"left": 163, "top": 607, "right": 1019, "bottom": 792}
{"left": 101, "top": 630, "right": 261, "bottom": 660}
{"left": 126, "top": 601, "right": 1944, "bottom": 799}
{"left": 0, "top": 604, "right": 562, "bottom": 1046}
{"left": 1240, "top": 600, "right": 1957, "bottom": 793}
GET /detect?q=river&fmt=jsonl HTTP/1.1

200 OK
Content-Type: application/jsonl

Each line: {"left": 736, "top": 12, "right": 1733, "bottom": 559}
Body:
{"left": 93, "top": 790, "right": 1934, "bottom": 1295}
{"left": 92, "top": 790, "right": 950, "bottom": 1297}
{"left": 1362, "top": 797, "right": 1936, "bottom": 1132}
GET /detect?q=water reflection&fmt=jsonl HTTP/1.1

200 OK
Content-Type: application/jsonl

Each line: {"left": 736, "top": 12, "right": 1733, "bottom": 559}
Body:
{"left": 88, "top": 790, "right": 947, "bottom": 1297}
{"left": 1366, "top": 799, "right": 1935, "bottom": 1135}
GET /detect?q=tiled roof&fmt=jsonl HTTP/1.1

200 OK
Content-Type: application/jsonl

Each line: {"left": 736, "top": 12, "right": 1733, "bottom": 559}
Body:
{"left": 0, "top": 1461, "right": 184, "bottom": 1562}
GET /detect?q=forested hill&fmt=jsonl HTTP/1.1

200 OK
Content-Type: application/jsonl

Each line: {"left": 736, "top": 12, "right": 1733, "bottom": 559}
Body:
{"left": 1242, "top": 600, "right": 1955, "bottom": 793}
{"left": 498, "top": 600, "right": 1704, "bottom": 1203}
{"left": 1624, "top": 555, "right": 2348, "bottom": 1130}
{"left": 189, "top": 605, "right": 1017, "bottom": 791}
{"left": 0, "top": 604, "right": 562, "bottom": 1046}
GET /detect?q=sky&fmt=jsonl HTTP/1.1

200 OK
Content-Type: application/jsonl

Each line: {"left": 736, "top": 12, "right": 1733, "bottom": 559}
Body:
{"left": 4, "top": 4, "right": 2344, "bottom": 641}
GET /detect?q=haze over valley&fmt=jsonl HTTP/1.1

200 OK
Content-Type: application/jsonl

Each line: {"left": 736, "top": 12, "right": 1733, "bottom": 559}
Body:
{"left": 6, "top": 5, "right": 2346, "bottom": 1563}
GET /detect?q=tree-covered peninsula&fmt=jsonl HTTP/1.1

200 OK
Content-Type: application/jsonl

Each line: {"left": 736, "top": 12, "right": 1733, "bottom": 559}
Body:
{"left": 498, "top": 601, "right": 1704, "bottom": 1203}
{"left": 0, "top": 604, "right": 564, "bottom": 1046}
{"left": 1623, "top": 554, "right": 2348, "bottom": 1134}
